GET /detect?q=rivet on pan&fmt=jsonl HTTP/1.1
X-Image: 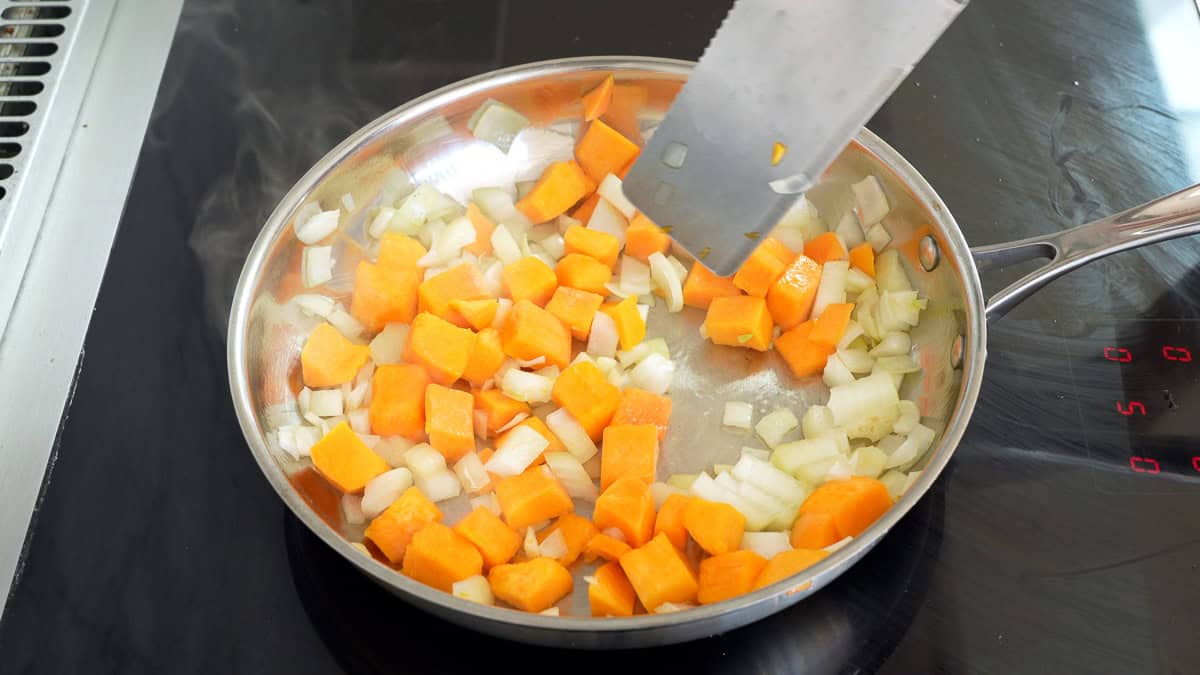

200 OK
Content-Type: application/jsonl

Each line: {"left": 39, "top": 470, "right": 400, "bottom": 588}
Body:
{"left": 951, "top": 334, "right": 964, "bottom": 369}
{"left": 662, "top": 141, "right": 688, "bottom": 168}
{"left": 919, "top": 235, "right": 940, "bottom": 271}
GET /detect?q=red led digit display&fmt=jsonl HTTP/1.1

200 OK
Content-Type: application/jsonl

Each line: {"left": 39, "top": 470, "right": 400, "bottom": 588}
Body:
{"left": 1162, "top": 345, "right": 1192, "bottom": 362}
{"left": 1115, "top": 401, "right": 1146, "bottom": 416}
{"left": 1103, "top": 347, "right": 1132, "bottom": 362}
{"left": 1129, "top": 456, "right": 1161, "bottom": 474}
{"left": 1193, "top": 457, "right": 1200, "bottom": 473}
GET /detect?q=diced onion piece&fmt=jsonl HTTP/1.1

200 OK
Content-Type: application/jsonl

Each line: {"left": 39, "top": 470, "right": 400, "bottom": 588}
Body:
{"left": 369, "top": 323, "right": 409, "bottom": 365}
{"left": 878, "top": 290, "right": 926, "bottom": 331}
{"left": 293, "top": 202, "right": 322, "bottom": 233}
{"left": 827, "top": 372, "right": 901, "bottom": 441}
{"left": 404, "top": 444, "right": 448, "bottom": 480}
{"left": 903, "top": 470, "right": 922, "bottom": 494}
{"left": 500, "top": 369, "right": 554, "bottom": 404}
{"left": 341, "top": 494, "right": 366, "bottom": 525}
{"left": 340, "top": 193, "right": 356, "bottom": 212}
{"left": 871, "top": 361, "right": 904, "bottom": 390}
{"left": 821, "top": 428, "right": 851, "bottom": 454}
{"left": 693, "top": 473, "right": 774, "bottom": 531}
{"left": 452, "top": 575, "right": 495, "bottom": 605}
{"left": 486, "top": 425, "right": 550, "bottom": 476}
{"left": 295, "top": 209, "right": 340, "bottom": 244}
{"left": 628, "top": 353, "right": 675, "bottom": 396}
{"left": 653, "top": 602, "right": 696, "bottom": 614}
{"left": 618, "top": 255, "right": 652, "bottom": 296}
{"left": 879, "top": 470, "right": 909, "bottom": 500}
{"left": 309, "top": 389, "right": 344, "bottom": 417}
{"left": 771, "top": 437, "right": 842, "bottom": 478}
{"left": 361, "top": 467, "right": 415, "bottom": 518}
{"left": 732, "top": 455, "right": 810, "bottom": 505}
{"left": 755, "top": 408, "right": 799, "bottom": 448}
{"left": 863, "top": 221, "right": 891, "bottom": 254}
{"left": 845, "top": 268, "right": 874, "bottom": 295}
{"left": 822, "top": 353, "right": 856, "bottom": 388}
{"left": 469, "top": 492, "right": 502, "bottom": 516}
{"left": 835, "top": 210, "right": 865, "bottom": 248}
{"left": 347, "top": 408, "right": 370, "bottom": 434}
{"left": 544, "top": 451, "right": 599, "bottom": 501}
{"left": 649, "top": 481, "right": 685, "bottom": 509}
{"left": 509, "top": 127, "right": 575, "bottom": 182}
{"left": 648, "top": 252, "right": 684, "bottom": 312}
{"left": 771, "top": 196, "right": 824, "bottom": 250}
{"left": 367, "top": 207, "right": 396, "bottom": 238}
{"left": 539, "top": 233, "right": 566, "bottom": 261}
{"left": 587, "top": 197, "right": 628, "bottom": 245}
{"left": 298, "top": 387, "right": 313, "bottom": 416}
{"left": 523, "top": 526, "right": 541, "bottom": 558}
{"left": 723, "top": 401, "right": 754, "bottom": 430}
{"left": 870, "top": 332, "right": 912, "bottom": 358}
{"left": 596, "top": 173, "right": 637, "bottom": 219}
{"left": 824, "top": 457, "right": 854, "bottom": 481}
{"left": 741, "top": 531, "right": 792, "bottom": 559}
{"left": 394, "top": 184, "right": 461, "bottom": 235}
{"left": 372, "top": 435, "right": 414, "bottom": 468}
{"left": 516, "top": 355, "right": 546, "bottom": 368}
{"left": 586, "top": 311, "right": 619, "bottom": 358}
{"left": 570, "top": 352, "right": 596, "bottom": 367}
{"left": 293, "top": 293, "right": 335, "bottom": 318}
{"left": 418, "top": 215, "right": 476, "bottom": 267}
{"left": 894, "top": 400, "right": 920, "bottom": 434}
{"left": 453, "top": 452, "right": 491, "bottom": 493}
{"left": 491, "top": 224, "right": 523, "bottom": 265}
{"left": 715, "top": 472, "right": 786, "bottom": 530}
{"left": 713, "top": 464, "right": 733, "bottom": 476}
{"left": 355, "top": 432, "right": 380, "bottom": 449}
{"left": 823, "top": 536, "right": 854, "bottom": 553}
{"left": 852, "top": 175, "right": 890, "bottom": 226}
{"left": 812, "top": 260, "right": 849, "bottom": 319}
{"left": 302, "top": 411, "right": 324, "bottom": 429}
{"left": 539, "top": 529, "right": 569, "bottom": 560}
{"left": 539, "top": 607, "right": 561, "bottom": 616}
{"left": 837, "top": 347, "right": 875, "bottom": 374}
{"left": 544, "top": 408, "right": 598, "bottom": 463}
{"left": 492, "top": 298, "right": 514, "bottom": 328}
{"left": 667, "top": 474, "right": 697, "bottom": 490}
{"left": 884, "top": 423, "right": 936, "bottom": 469}
{"left": 875, "top": 354, "right": 920, "bottom": 374}
{"left": 327, "top": 305, "right": 365, "bottom": 340}
{"left": 301, "top": 246, "right": 333, "bottom": 288}
{"left": 473, "top": 410, "right": 489, "bottom": 439}
{"left": 800, "top": 405, "right": 834, "bottom": 440}
{"left": 280, "top": 425, "right": 322, "bottom": 460}
{"left": 557, "top": 214, "right": 582, "bottom": 231}
{"left": 616, "top": 338, "right": 669, "bottom": 368}
{"left": 472, "top": 187, "right": 532, "bottom": 231}
{"left": 741, "top": 447, "right": 771, "bottom": 463}
{"left": 534, "top": 365, "right": 560, "bottom": 382}
{"left": 468, "top": 99, "right": 530, "bottom": 152}
{"left": 874, "top": 250, "right": 912, "bottom": 292}
{"left": 416, "top": 469, "right": 462, "bottom": 502}
{"left": 850, "top": 446, "right": 887, "bottom": 478}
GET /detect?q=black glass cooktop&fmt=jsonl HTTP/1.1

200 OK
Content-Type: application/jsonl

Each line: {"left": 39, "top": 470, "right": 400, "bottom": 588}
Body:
{"left": 3, "top": 0, "right": 1199, "bottom": 672}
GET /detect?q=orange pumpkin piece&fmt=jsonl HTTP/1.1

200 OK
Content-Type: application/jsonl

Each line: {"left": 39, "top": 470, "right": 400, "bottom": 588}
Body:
{"left": 593, "top": 476, "right": 656, "bottom": 547}
{"left": 581, "top": 74, "right": 615, "bottom": 122}
{"left": 494, "top": 466, "right": 574, "bottom": 531}
{"left": 364, "top": 486, "right": 442, "bottom": 563}
{"left": 545, "top": 286, "right": 604, "bottom": 341}
{"left": 704, "top": 295, "right": 773, "bottom": 351}
{"left": 790, "top": 512, "right": 842, "bottom": 549}
{"left": 310, "top": 421, "right": 390, "bottom": 494}
{"left": 589, "top": 561, "right": 636, "bottom": 617}
{"left": 301, "top": 322, "right": 371, "bottom": 388}
{"left": 450, "top": 298, "right": 499, "bottom": 332}
{"left": 610, "top": 387, "right": 672, "bottom": 440}
{"left": 848, "top": 242, "right": 876, "bottom": 277}
{"left": 551, "top": 361, "right": 621, "bottom": 440}
{"left": 766, "top": 254, "right": 822, "bottom": 330}
{"left": 402, "top": 522, "right": 483, "bottom": 592}
{"left": 537, "top": 513, "right": 598, "bottom": 566}
{"left": 463, "top": 203, "right": 496, "bottom": 256}
{"left": 461, "top": 327, "right": 505, "bottom": 388}
{"left": 732, "top": 237, "right": 796, "bottom": 297}
{"left": 575, "top": 119, "right": 640, "bottom": 183}
{"left": 418, "top": 263, "right": 492, "bottom": 328}
{"left": 516, "top": 160, "right": 596, "bottom": 224}
{"left": 499, "top": 299, "right": 572, "bottom": 369}
{"left": 350, "top": 261, "right": 420, "bottom": 332}
{"left": 697, "top": 550, "right": 768, "bottom": 605}
{"left": 583, "top": 532, "right": 632, "bottom": 562}
{"left": 653, "top": 493, "right": 693, "bottom": 550}
{"left": 488, "top": 557, "right": 574, "bottom": 613}
{"left": 682, "top": 263, "right": 742, "bottom": 309}
{"left": 618, "top": 532, "right": 698, "bottom": 611}
{"left": 683, "top": 498, "right": 746, "bottom": 556}
{"left": 404, "top": 312, "right": 477, "bottom": 385}
{"left": 809, "top": 302, "right": 854, "bottom": 347}
{"left": 563, "top": 224, "right": 619, "bottom": 268}
{"left": 555, "top": 253, "right": 613, "bottom": 295}
{"left": 377, "top": 233, "right": 427, "bottom": 270}
{"left": 599, "top": 424, "right": 659, "bottom": 490}
{"left": 473, "top": 389, "right": 531, "bottom": 436}
{"left": 425, "top": 383, "right": 475, "bottom": 461}
{"left": 797, "top": 476, "right": 893, "bottom": 539}
{"left": 495, "top": 416, "right": 565, "bottom": 455}
{"left": 600, "top": 295, "right": 645, "bottom": 350}
{"left": 623, "top": 213, "right": 671, "bottom": 261}
{"left": 803, "top": 232, "right": 848, "bottom": 265}
{"left": 503, "top": 256, "right": 558, "bottom": 307}
{"left": 775, "top": 320, "right": 836, "bottom": 379}
{"left": 570, "top": 192, "right": 602, "bottom": 224}
{"left": 454, "top": 506, "right": 521, "bottom": 568}
{"left": 369, "top": 363, "right": 431, "bottom": 439}
{"left": 753, "top": 548, "right": 829, "bottom": 591}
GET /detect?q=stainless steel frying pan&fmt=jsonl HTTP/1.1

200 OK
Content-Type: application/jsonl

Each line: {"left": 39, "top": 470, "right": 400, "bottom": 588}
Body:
{"left": 227, "top": 57, "right": 1200, "bottom": 648}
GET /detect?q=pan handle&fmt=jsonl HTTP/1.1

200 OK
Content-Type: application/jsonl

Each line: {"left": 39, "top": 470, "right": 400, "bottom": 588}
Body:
{"left": 971, "top": 183, "right": 1200, "bottom": 322}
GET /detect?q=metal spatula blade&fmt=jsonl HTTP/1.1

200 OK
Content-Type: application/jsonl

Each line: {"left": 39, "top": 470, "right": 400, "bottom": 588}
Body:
{"left": 624, "top": 0, "right": 967, "bottom": 276}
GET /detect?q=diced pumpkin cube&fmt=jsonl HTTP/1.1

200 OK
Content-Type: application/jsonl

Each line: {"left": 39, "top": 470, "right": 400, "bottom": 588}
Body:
{"left": 697, "top": 550, "right": 767, "bottom": 605}
{"left": 462, "top": 327, "right": 505, "bottom": 388}
{"left": 454, "top": 506, "right": 521, "bottom": 568}
{"left": 402, "top": 522, "right": 483, "bottom": 592}
{"left": 545, "top": 286, "right": 604, "bottom": 341}
{"left": 775, "top": 321, "right": 835, "bottom": 379}
{"left": 499, "top": 299, "right": 572, "bottom": 369}
{"left": 600, "top": 295, "right": 645, "bottom": 350}
{"left": 797, "top": 476, "right": 893, "bottom": 539}
{"left": 551, "top": 361, "right": 621, "bottom": 440}
{"left": 599, "top": 424, "right": 658, "bottom": 490}
{"left": 575, "top": 119, "right": 640, "bottom": 182}
{"left": 310, "top": 421, "right": 390, "bottom": 494}
{"left": 494, "top": 466, "right": 574, "bottom": 531}
{"left": 516, "top": 160, "right": 596, "bottom": 224}
{"left": 450, "top": 298, "right": 499, "bottom": 332}
{"left": 623, "top": 213, "right": 671, "bottom": 261}
{"left": 682, "top": 263, "right": 741, "bottom": 309}
{"left": 473, "top": 389, "right": 531, "bottom": 436}
{"left": 563, "top": 224, "right": 619, "bottom": 268}
{"left": 463, "top": 203, "right": 496, "bottom": 256}
{"left": 364, "top": 486, "right": 442, "bottom": 563}
{"left": 808, "top": 302, "right": 854, "bottom": 347}
{"left": 555, "top": 253, "right": 613, "bottom": 295}
{"left": 404, "top": 312, "right": 477, "bottom": 385}
{"left": 753, "top": 548, "right": 829, "bottom": 591}
{"left": 766, "top": 254, "right": 822, "bottom": 330}
{"left": 495, "top": 416, "right": 565, "bottom": 455}
{"left": 653, "top": 493, "right": 693, "bottom": 550}
{"left": 425, "top": 383, "right": 475, "bottom": 461}
{"left": 790, "top": 512, "right": 842, "bottom": 549}
{"left": 581, "top": 74, "right": 615, "bottom": 122}
{"left": 570, "top": 192, "right": 602, "bottom": 224}
{"left": 350, "top": 261, "right": 420, "bottom": 332}
{"left": 593, "top": 476, "right": 655, "bottom": 547}
{"left": 301, "top": 322, "right": 371, "bottom": 388}
{"left": 369, "top": 363, "right": 430, "bottom": 439}
{"left": 588, "top": 561, "right": 637, "bottom": 617}
{"left": 488, "top": 557, "right": 574, "bottom": 613}
{"left": 537, "top": 513, "right": 598, "bottom": 566}
{"left": 703, "top": 295, "right": 773, "bottom": 351}
{"left": 848, "top": 242, "right": 875, "bottom": 277}
{"left": 377, "top": 233, "right": 427, "bottom": 270}
{"left": 803, "top": 232, "right": 847, "bottom": 265}
{"left": 502, "top": 256, "right": 558, "bottom": 307}
{"left": 418, "top": 263, "right": 492, "bottom": 328}
{"left": 583, "top": 532, "right": 632, "bottom": 562}
{"left": 618, "top": 532, "right": 698, "bottom": 611}
{"left": 683, "top": 498, "right": 746, "bottom": 556}
{"left": 732, "top": 237, "right": 796, "bottom": 297}
{"left": 610, "top": 388, "right": 672, "bottom": 440}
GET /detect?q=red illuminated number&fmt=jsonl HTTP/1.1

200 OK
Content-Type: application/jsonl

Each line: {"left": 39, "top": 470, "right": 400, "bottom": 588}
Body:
{"left": 1129, "top": 456, "right": 1161, "bottom": 474}
{"left": 1162, "top": 346, "right": 1193, "bottom": 362}
{"left": 1104, "top": 347, "right": 1132, "bottom": 362}
{"left": 1193, "top": 457, "right": 1200, "bottom": 473}
{"left": 1115, "top": 401, "right": 1146, "bottom": 416}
